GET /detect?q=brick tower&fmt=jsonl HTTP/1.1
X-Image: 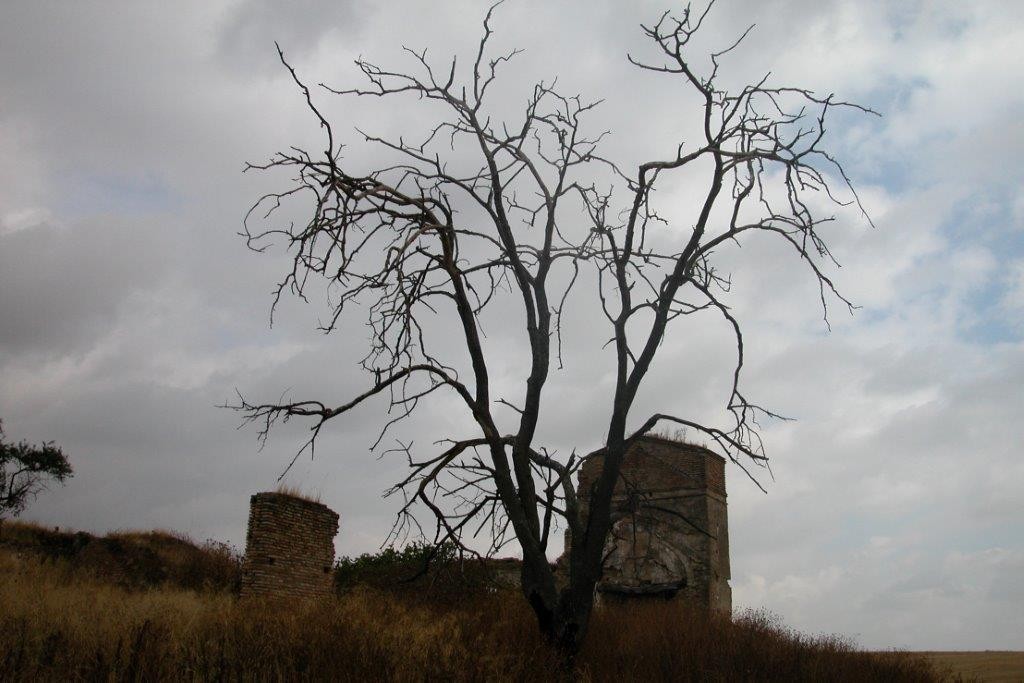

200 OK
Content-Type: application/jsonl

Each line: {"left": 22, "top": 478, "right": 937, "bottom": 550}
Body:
{"left": 574, "top": 436, "right": 731, "bottom": 612}
{"left": 239, "top": 492, "right": 339, "bottom": 600}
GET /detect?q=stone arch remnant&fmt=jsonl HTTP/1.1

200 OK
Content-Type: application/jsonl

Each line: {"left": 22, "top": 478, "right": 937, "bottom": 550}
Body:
{"left": 239, "top": 491, "right": 340, "bottom": 600}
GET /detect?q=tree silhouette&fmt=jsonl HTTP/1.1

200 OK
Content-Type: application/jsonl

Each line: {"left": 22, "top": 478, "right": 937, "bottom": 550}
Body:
{"left": 233, "top": 2, "right": 874, "bottom": 652}
{"left": 0, "top": 419, "right": 73, "bottom": 519}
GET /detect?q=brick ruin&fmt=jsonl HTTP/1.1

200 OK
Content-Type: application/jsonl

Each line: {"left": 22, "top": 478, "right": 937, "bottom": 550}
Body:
{"left": 237, "top": 437, "right": 729, "bottom": 611}
{"left": 239, "top": 492, "right": 339, "bottom": 600}
{"left": 571, "top": 436, "right": 731, "bottom": 612}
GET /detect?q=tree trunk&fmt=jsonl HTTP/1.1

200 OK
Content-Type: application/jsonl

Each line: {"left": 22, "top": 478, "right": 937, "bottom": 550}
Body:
{"left": 523, "top": 570, "right": 598, "bottom": 663}
{"left": 554, "top": 588, "right": 595, "bottom": 657}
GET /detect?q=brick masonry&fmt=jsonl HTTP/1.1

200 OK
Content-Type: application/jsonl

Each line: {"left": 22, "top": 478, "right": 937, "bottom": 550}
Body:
{"left": 573, "top": 436, "right": 731, "bottom": 613}
{"left": 239, "top": 492, "right": 339, "bottom": 600}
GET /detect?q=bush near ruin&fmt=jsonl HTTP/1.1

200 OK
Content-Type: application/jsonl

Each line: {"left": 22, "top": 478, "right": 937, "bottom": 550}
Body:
{"left": 334, "top": 542, "right": 522, "bottom": 604}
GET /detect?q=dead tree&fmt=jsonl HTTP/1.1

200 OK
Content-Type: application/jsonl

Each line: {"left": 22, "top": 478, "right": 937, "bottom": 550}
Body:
{"left": 232, "top": 2, "right": 874, "bottom": 653}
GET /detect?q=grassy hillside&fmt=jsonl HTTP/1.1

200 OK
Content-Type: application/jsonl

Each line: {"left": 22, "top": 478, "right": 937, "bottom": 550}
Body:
{"left": 0, "top": 519, "right": 239, "bottom": 593}
{"left": 0, "top": 520, "right": 958, "bottom": 681}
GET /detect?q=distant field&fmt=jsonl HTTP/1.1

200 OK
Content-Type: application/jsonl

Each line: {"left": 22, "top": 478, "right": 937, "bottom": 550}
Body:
{"left": 917, "top": 652, "right": 1024, "bottom": 682}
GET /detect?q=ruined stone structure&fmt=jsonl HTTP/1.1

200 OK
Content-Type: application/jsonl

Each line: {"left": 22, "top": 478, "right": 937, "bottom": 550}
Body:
{"left": 574, "top": 436, "right": 731, "bottom": 612}
{"left": 239, "top": 492, "right": 339, "bottom": 600}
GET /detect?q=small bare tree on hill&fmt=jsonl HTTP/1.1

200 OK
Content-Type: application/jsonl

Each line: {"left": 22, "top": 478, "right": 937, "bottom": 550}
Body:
{"left": 0, "top": 419, "right": 73, "bottom": 521}
{"left": 233, "top": 2, "right": 874, "bottom": 653}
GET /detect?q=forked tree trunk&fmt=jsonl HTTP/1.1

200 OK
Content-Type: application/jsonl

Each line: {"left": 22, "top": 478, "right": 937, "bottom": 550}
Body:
{"left": 518, "top": 437, "right": 629, "bottom": 658}
{"left": 525, "top": 585, "right": 596, "bottom": 661}
{"left": 520, "top": 542, "right": 603, "bottom": 660}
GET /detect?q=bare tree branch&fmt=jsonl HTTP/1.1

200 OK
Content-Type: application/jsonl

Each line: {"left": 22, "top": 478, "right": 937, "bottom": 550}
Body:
{"left": 231, "top": 1, "right": 873, "bottom": 654}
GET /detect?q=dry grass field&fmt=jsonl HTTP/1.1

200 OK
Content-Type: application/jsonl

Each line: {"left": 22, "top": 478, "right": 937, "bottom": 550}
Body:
{"left": 916, "top": 652, "right": 1024, "bottom": 683}
{"left": 0, "top": 520, "right": 965, "bottom": 681}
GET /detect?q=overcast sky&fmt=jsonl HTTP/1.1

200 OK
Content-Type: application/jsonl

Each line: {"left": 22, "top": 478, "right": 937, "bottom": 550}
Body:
{"left": 1, "top": 0, "right": 1022, "bottom": 651}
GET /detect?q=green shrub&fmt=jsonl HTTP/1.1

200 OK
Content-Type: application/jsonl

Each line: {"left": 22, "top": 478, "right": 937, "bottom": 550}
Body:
{"left": 334, "top": 542, "right": 504, "bottom": 602}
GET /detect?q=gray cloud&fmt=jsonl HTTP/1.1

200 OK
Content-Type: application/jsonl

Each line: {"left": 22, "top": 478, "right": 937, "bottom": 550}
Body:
{"left": 0, "top": 219, "right": 171, "bottom": 355}
{"left": 217, "top": 0, "right": 367, "bottom": 71}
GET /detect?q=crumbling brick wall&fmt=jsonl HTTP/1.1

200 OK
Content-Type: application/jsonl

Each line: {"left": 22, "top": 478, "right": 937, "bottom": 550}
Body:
{"left": 574, "top": 436, "right": 731, "bottom": 613}
{"left": 239, "top": 492, "right": 339, "bottom": 600}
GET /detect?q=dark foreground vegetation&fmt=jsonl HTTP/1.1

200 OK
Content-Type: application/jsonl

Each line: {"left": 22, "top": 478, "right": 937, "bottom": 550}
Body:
{"left": 0, "top": 521, "right": 962, "bottom": 681}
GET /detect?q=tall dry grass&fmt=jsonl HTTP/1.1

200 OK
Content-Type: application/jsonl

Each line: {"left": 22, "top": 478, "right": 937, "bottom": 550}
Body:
{"left": 0, "top": 552, "right": 547, "bottom": 680}
{"left": 0, "top": 548, "right": 955, "bottom": 682}
{"left": 272, "top": 484, "right": 322, "bottom": 503}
